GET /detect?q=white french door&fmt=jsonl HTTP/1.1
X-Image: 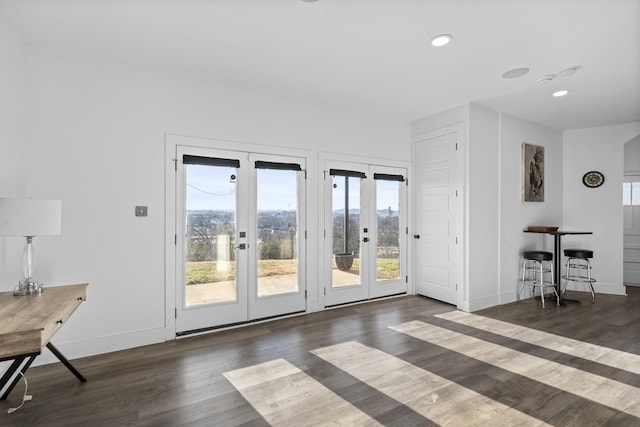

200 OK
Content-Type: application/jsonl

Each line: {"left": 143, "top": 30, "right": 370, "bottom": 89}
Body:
{"left": 175, "top": 146, "right": 306, "bottom": 334}
{"left": 324, "top": 161, "right": 407, "bottom": 306}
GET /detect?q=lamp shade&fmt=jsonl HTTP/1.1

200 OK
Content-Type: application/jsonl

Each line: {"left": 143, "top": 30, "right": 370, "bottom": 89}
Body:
{"left": 0, "top": 198, "right": 62, "bottom": 236}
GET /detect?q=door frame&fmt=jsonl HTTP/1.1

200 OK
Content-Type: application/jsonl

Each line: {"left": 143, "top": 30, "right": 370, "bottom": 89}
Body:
{"left": 624, "top": 173, "right": 640, "bottom": 285}
{"left": 248, "top": 152, "right": 307, "bottom": 320}
{"left": 165, "top": 134, "right": 314, "bottom": 338}
{"left": 319, "top": 152, "right": 412, "bottom": 307}
{"left": 175, "top": 146, "right": 250, "bottom": 332}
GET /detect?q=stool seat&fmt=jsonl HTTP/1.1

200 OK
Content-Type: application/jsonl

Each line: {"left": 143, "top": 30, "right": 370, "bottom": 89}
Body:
{"left": 523, "top": 250, "right": 553, "bottom": 262}
{"left": 564, "top": 248, "right": 593, "bottom": 259}
{"left": 562, "top": 248, "right": 596, "bottom": 303}
{"left": 518, "top": 251, "right": 558, "bottom": 308}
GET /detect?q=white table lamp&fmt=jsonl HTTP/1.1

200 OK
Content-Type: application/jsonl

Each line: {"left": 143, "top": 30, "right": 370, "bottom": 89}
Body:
{"left": 0, "top": 198, "right": 62, "bottom": 295}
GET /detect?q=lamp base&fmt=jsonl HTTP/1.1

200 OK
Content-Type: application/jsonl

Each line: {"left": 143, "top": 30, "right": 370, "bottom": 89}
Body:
{"left": 13, "top": 279, "right": 44, "bottom": 296}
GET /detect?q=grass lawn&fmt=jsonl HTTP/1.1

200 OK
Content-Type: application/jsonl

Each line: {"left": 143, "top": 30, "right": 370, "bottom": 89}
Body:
{"left": 186, "top": 258, "right": 400, "bottom": 285}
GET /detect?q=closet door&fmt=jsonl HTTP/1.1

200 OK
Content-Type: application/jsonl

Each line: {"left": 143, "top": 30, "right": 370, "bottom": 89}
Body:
{"left": 414, "top": 129, "right": 462, "bottom": 305}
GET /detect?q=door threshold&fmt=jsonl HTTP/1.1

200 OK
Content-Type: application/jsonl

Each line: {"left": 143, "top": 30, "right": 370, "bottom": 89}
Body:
{"left": 176, "top": 310, "right": 306, "bottom": 337}
{"left": 325, "top": 292, "right": 407, "bottom": 309}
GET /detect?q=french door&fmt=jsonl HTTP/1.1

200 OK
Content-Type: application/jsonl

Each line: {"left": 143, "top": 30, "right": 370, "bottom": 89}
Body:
{"left": 175, "top": 146, "right": 306, "bottom": 333}
{"left": 324, "top": 161, "right": 407, "bottom": 306}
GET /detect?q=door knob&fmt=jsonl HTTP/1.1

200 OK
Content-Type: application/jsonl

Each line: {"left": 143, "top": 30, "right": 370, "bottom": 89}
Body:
{"left": 413, "top": 234, "right": 420, "bottom": 239}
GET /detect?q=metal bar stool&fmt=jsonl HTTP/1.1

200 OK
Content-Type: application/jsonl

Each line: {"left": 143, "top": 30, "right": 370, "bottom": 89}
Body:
{"left": 561, "top": 249, "right": 596, "bottom": 303}
{"left": 517, "top": 250, "right": 559, "bottom": 308}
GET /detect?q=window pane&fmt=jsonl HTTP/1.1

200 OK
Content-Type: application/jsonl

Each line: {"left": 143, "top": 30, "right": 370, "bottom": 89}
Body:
{"left": 633, "top": 182, "right": 640, "bottom": 206}
{"left": 256, "top": 168, "right": 299, "bottom": 297}
{"left": 185, "top": 164, "right": 237, "bottom": 306}
{"left": 331, "top": 176, "right": 361, "bottom": 288}
{"left": 376, "top": 180, "right": 400, "bottom": 281}
{"left": 623, "top": 183, "right": 631, "bottom": 205}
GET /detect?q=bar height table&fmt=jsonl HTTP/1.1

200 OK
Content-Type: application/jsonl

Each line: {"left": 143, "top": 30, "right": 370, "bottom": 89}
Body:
{"left": 524, "top": 230, "right": 593, "bottom": 305}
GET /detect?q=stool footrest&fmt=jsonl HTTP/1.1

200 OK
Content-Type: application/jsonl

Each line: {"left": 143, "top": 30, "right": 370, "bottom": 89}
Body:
{"left": 562, "top": 276, "right": 596, "bottom": 283}
{"left": 567, "top": 263, "right": 591, "bottom": 270}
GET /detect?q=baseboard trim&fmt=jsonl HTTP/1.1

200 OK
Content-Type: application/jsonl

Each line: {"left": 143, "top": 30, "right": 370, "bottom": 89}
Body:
{"left": 33, "top": 327, "right": 166, "bottom": 366}
{"left": 564, "top": 281, "right": 626, "bottom": 296}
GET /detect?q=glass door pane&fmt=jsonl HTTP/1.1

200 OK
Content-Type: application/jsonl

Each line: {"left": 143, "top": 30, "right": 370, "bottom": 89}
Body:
{"left": 184, "top": 164, "right": 237, "bottom": 306}
{"left": 256, "top": 168, "right": 299, "bottom": 297}
{"left": 376, "top": 179, "right": 401, "bottom": 281}
{"left": 331, "top": 175, "right": 362, "bottom": 288}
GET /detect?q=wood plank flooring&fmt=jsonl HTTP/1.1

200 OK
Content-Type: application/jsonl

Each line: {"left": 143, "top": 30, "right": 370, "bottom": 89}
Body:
{"left": 1, "top": 287, "right": 638, "bottom": 426}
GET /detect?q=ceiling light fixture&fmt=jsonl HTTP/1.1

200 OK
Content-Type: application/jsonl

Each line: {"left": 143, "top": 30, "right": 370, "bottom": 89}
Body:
{"left": 502, "top": 67, "right": 530, "bottom": 79}
{"left": 553, "top": 90, "right": 569, "bottom": 97}
{"left": 430, "top": 34, "right": 452, "bottom": 47}
{"left": 558, "top": 67, "right": 578, "bottom": 77}
{"left": 537, "top": 74, "right": 556, "bottom": 84}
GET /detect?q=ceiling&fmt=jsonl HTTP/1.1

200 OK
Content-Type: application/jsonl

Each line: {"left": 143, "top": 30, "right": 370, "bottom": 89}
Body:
{"left": 1, "top": 0, "right": 638, "bottom": 130}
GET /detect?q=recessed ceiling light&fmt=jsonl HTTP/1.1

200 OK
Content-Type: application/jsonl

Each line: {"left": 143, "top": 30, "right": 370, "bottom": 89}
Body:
{"left": 553, "top": 90, "right": 569, "bottom": 97}
{"left": 502, "top": 67, "right": 530, "bottom": 79}
{"left": 431, "top": 34, "right": 452, "bottom": 47}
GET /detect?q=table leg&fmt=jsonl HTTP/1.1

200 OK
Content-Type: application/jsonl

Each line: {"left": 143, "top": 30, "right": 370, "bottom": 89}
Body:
{"left": 554, "top": 234, "right": 580, "bottom": 305}
{"left": 0, "top": 353, "right": 38, "bottom": 400}
{"left": 46, "top": 342, "right": 87, "bottom": 383}
{"left": 554, "top": 234, "right": 562, "bottom": 298}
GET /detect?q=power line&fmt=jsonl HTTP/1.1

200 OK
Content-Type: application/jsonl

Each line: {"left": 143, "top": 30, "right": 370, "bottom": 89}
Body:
{"left": 187, "top": 183, "right": 235, "bottom": 197}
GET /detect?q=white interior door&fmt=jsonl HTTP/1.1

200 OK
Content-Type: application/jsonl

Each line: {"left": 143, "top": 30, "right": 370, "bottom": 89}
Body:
{"left": 175, "top": 146, "right": 306, "bottom": 334}
{"left": 414, "top": 129, "right": 462, "bottom": 305}
{"left": 324, "top": 161, "right": 407, "bottom": 306}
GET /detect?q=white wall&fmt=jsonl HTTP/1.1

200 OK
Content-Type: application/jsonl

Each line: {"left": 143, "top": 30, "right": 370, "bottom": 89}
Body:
{"left": 625, "top": 135, "right": 640, "bottom": 172}
{"left": 4, "top": 41, "right": 410, "bottom": 363}
{"left": 411, "top": 105, "right": 468, "bottom": 138}
{"left": 411, "top": 104, "right": 563, "bottom": 311}
{"left": 0, "top": 13, "right": 27, "bottom": 290}
{"left": 563, "top": 122, "right": 640, "bottom": 295}
{"left": 498, "top": 113, "right": 563, "bottom": 305}
{"left": 467, "top": 104, "right": 500, "bottom": 309}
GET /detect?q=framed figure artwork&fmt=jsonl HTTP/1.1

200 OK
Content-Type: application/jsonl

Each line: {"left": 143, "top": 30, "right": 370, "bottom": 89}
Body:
{"left": 522, "top": 143, "right": 544, "bottom": 202}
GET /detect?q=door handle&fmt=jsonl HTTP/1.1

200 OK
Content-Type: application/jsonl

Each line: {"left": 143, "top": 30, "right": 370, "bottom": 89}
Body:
{"left": 363, "top": 237, "right": 369, "bottom": 242}
{"left": 234, "top": 243, "right": 247, "bottom": 250}
{"left": 413, "top": 234, "right": 420, "bottom": 239}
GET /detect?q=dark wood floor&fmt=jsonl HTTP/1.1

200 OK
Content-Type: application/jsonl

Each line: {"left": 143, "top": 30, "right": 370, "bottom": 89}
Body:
{"left": 2, "top": 287, "right": 639, "bottom": 426}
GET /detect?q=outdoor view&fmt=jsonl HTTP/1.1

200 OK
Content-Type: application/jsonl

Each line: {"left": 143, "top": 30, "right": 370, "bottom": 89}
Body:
{"left": 184, "top": 164, "right": 301, "bottom": 306}
{"left": 184, "top": 163, "right": 401, "bottom": 306}
{"left": 331, "top": 175, "right": 401, "bottom": 288}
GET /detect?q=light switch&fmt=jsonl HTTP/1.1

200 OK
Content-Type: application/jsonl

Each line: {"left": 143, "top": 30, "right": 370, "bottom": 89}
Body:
{"left": 135, "top": 206, "right": 148, "bottom": 217}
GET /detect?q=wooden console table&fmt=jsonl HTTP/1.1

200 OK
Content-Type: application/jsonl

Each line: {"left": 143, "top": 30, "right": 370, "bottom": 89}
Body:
{"left": 0, "top": 283, "right": 88, "bottom": 400}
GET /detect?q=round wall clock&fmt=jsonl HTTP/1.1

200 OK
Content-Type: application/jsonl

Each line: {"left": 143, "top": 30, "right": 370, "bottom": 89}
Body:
{"left": 582, "top": 171, "right": 605, "bottom": 188}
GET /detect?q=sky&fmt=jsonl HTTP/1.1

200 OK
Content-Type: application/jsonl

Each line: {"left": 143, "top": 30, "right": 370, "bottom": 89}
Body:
{"left": 186, "top": 165, "right": 400, "bottom": 212}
